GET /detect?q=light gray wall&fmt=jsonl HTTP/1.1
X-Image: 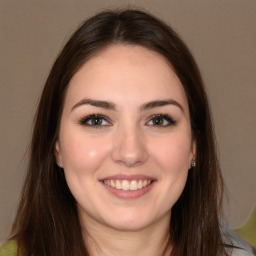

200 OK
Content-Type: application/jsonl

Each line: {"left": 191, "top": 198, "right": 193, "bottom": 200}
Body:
{"left": 0, "top": 0, "right": 255, "bottom": 241}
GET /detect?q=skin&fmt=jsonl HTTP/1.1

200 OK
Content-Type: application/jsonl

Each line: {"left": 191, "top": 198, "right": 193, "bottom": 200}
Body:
{"left": 55, "top": 45, "right": 196, "bottom": 256}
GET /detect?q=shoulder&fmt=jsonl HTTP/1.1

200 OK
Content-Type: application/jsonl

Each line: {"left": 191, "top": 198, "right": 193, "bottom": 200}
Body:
{"left": 222, "top": 228, "right": 255, "bottom": 256}
{"left": 0, "top": 240, "right": 19, "bottom": 256}
{"left": 231, "top": 247, "right": 255, "bottom": 256}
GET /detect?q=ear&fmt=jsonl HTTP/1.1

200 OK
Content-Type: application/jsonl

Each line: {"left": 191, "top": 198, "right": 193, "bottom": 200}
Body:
{"left": 55, "top": 141, "right": 63, "bottom": 168}
{"left": 189, "top": 139, "right": 197, "bottom": 167}
{"left": 191, "top": 139, "right": 197, "bottom": 159}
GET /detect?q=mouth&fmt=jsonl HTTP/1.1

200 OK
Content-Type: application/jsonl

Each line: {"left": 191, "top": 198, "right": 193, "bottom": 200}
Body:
{"left": 99, "top": 175, "right": 156, "bottom": 199}
{"left": 102, "top": 179, "right": 153, "bottom": 191}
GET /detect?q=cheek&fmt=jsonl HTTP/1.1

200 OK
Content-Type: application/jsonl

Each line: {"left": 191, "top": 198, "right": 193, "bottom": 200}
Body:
{"left": 150, "top": 133, "right": 192, "bottom": 173}
{"left": 60, "top": 133, "right": 112, "bottom": 203}
{"left": 61, "top": 133, "right": 111, "bottom": 176}
{"left": 145, "top": 133, "right": 192, "bottom": 214}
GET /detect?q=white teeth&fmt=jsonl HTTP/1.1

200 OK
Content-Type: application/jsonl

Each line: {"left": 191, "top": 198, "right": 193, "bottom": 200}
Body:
{"left": 116, "top": 180, "right": 122, "bottom": 189}
{"left": 130, "top": 180, "right": 137, "bottom": 190}
{"left": 137, "top": 180, "right": 143, "bottom": 189}
{"left": 122, "top": 180, "right": 130, "bottom": 190}
{"left": 103, "top": 179, "right": 153, "bottom": 191}
{"left": 110, "top": 180, "right": 115, "bottom": 187}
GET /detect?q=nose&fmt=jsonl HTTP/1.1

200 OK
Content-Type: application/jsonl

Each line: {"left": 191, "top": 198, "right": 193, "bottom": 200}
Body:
{"left": 111, "top": 126, "right": 149, "bottom": 167}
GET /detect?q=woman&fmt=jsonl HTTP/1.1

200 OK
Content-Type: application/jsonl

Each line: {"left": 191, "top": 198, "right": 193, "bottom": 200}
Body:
{"left": 0, "top": 9, "right": 254, "bottom": 256}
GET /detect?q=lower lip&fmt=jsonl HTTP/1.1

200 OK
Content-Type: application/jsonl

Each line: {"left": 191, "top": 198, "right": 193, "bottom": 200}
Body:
{"left": 101, "top": 181, "right": 155, "bottom": 199}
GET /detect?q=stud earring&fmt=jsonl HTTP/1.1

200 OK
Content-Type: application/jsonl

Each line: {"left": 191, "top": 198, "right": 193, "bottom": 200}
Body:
{"left": 191, "top": 160, "right": 196, "bottom": 168}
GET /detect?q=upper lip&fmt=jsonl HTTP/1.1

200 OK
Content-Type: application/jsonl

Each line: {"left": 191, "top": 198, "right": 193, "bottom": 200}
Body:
{"left": 100, "top": 174, "right": 157, "bottom": 181}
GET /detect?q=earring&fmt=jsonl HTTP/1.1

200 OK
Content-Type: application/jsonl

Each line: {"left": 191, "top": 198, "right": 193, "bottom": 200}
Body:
{"left": 191, "top": 160, "right": 196, "bottom": 168}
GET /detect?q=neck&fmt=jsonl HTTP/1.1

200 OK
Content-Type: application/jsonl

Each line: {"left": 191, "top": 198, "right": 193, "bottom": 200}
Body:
{"left": 81, "top": 214, "right": 172, "bottom": 256}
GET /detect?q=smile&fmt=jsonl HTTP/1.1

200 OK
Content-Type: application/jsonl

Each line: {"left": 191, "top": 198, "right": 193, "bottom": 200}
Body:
{"left": 102, "top": 179, "right": 153, "bottom": 191}
{"left": 100, "top": 175, "right": 156, "bottom": 199}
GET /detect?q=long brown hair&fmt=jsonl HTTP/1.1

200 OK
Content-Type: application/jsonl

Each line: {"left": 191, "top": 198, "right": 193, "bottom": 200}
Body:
{"left": 11, "top": 9, "right": 229, "bottom": 256}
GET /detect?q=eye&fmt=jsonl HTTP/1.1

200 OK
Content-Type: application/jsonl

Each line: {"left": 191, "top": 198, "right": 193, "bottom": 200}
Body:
{"left": 79, "top": 114, "right": 111, "bottom": 127}
{"left": 146, "top": 114, "right": 176, "bottom": 127}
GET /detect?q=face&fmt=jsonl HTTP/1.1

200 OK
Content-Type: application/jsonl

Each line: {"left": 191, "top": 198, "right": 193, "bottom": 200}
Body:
{"left": 55, "top": 45, "right": 196, "bottom": 232}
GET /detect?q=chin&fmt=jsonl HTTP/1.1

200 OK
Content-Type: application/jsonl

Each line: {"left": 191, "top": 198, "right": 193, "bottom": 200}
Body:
{"left": 102, "top": 210, "right": 161, "bottom": 232}
{"left": 107, "top": 219, "right": 151, "bottom": 232}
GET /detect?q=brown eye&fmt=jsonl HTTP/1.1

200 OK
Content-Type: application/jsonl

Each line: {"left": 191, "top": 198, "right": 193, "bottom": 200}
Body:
{"left": 152, "top": 116, "right": 165, "bottom": 125}
{"left": 146, "top": 114, "right": 176, "bottom": 127}
{"left": 79, "top": 114, "right": 111, "bottom": 127}
{"left": 90, "top": 117, "right": 103, "bottom": 126}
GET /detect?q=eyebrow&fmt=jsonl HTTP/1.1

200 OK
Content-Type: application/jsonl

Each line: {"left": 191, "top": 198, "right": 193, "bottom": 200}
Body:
{"left": 71, "top": 99, "right": 116, "bottom": 111}
{"left": 71, "top": 98, "right": 184, "bottom": 112}
{"left": 140, "top": 99, "right": 184, "bottom": 112}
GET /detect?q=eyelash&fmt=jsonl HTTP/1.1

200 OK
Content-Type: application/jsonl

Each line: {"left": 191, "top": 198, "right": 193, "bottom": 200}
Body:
{"left": 79, "top": 114, "right": 111, "bottom": 128}
{"left": 146, "top": 114, "right": 177, "bottom": 127}
{"left": 78, "top": 113, "right": 177, "bottom": 128}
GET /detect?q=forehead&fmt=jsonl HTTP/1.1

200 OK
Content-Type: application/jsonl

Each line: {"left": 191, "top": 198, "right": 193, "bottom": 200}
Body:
{"left": 65, "top": 45, "right": 189, "bottom": 112}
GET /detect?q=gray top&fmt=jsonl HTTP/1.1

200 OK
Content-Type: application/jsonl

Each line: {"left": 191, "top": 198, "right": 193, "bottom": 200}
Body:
{"left": 223, "top": 228, "right": 255, "bottom": 256}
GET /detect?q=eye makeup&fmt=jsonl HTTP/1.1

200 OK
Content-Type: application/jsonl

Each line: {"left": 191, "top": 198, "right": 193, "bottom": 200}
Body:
{"left": 77, "top": 112, "right": 177, "bottom": 130}
{"left": 78, "top": 113, "right": 112, "bottom": 128}
{"left": 146, "top": 114, "right": 177, "bottom": 127}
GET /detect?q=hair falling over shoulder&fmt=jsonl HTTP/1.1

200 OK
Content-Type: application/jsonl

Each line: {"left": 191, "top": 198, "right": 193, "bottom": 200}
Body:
{"left": 10, "top": 8, "right": 232, "bottom": 256}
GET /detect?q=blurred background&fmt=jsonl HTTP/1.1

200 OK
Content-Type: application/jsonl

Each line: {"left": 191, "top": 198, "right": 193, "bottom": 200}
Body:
{"left": 0, "top": 0, "right": 255, "bottom": 243}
